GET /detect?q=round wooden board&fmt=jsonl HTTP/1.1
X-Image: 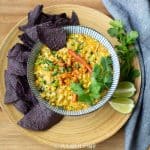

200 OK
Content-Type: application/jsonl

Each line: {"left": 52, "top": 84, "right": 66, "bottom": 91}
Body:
{"left": 0, "top": 4, "right": 141, "bottom": 149}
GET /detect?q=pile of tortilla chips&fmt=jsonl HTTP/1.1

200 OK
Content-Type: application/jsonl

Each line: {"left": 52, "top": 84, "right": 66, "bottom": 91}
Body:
{"left": 4, "top": 5, "right": 79, "bottom": 130}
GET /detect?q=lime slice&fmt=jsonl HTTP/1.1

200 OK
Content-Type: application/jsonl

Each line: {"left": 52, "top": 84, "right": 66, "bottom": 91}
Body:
{"left": 109, "top": 98, "right": 134, "bottom": 114}
{"left": 113, "top": 82, "right": 136, "bottom": 98}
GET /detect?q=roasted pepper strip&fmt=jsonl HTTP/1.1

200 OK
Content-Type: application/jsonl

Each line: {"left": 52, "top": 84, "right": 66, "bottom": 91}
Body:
{"left": 68, "top": 49, "right": 92, "bottom": 73}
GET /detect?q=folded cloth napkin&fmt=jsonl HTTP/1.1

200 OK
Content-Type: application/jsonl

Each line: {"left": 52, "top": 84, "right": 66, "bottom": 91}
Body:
{"left": 102, "top": 0, "right": 150, "bottom": 150}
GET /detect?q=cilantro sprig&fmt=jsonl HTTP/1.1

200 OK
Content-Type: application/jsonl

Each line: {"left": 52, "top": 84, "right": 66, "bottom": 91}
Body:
{"left": 70, "top": 57, "right": 113, "bottom": 105}
{"left": 107, "top": 20, "right": 140, "bottom": 81}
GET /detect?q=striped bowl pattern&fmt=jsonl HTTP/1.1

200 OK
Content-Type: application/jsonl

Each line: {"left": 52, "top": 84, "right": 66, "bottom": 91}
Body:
{"left": 27, "top": 26, "right": 120, "bottom": 116}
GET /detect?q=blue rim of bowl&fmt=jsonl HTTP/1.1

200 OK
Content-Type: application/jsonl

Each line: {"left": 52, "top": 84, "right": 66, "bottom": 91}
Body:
{"left": 27, "top": 25, "right": 120, "bottom": 116}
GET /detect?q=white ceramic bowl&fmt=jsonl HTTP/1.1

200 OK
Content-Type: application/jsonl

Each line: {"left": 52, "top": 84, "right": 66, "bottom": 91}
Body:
{"left": 27, "top": 26, "right": 120, "bottom": 116}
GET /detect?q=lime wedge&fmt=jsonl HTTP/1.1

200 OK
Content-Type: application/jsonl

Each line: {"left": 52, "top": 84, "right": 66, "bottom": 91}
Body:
{"left": 109, "top": 98, "right": 134, "bottom": 114}
{"left": 113, "top": 82, "right": 136, "bottom": 98}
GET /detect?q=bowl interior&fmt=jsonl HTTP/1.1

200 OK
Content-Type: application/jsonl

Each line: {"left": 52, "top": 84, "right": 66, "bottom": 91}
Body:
{"left": 27, "top": 25, "right": 120, "bottom": 116}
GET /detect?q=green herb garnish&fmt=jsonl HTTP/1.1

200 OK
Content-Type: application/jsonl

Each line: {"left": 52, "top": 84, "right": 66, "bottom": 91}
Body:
{"left": 44, "top": 59, "right": 54, "bottom": 67}
{"left": 60, "top": 67, "right": 66, "bottom": 73}
{"left": 40, "top": 79, "right": 47, "bottom": 84}
{"left": 51, "top": 51, "right": 56, "bottom": 55}
{"left": 43, "top": 66, "right": 50, "bottom": 71}
{"left": 107, "top": 20, "right": 140, "bottom": 81}
{"left": 52, "top": 70, "right": 58, "bottom": 76}
{"left": 76, "top": 42, "right": 84, "bottom": 53}
{"left": 70, "top": 57, "right": 113, "bottom": 105}
{"left": 66, "top": 66, "right": 72, "bottom": 72}
{"left": 52, "top": 80, "right": 59, "bottom": 87}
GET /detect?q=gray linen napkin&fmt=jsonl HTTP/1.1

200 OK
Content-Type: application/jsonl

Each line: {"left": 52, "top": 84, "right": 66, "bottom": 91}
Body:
{"left": 102, "top": 0, "right": 150, "bottom": 150}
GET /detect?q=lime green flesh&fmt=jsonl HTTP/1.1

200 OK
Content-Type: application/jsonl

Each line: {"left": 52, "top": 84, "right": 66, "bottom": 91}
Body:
{"left": 113, "top": 81, "right": 136, "bottom": 98}
{"left": 109, "top": 98, "right": 135, "bottom": 114}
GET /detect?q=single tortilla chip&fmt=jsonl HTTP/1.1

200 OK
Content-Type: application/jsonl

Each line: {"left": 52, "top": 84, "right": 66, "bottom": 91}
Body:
{"left": 5, "top": 70, "right": 24, "bottom": 93}
{"left": 24, "top": 26, "right": 39, "bottom": 42}
{"left": 7, "top": 59, "right": 27, "bottom": 76}
{"left": 37, "top": 27, "right": 66, "bottom": 50}
{"left": 53, "top": 13, "right": 67, "bottom": 21}
{"left": 23, "top": 21, "right": 55, "bottom": 42}
{"left": 13, "top": 99, "right": 32, "bottom": 114}
{"left": 4, "top": 71, "right": 29, "bottom": 104}
{"left": 4, "top": 71, "right": 19, "bottom": 103}
{"left": 19, "top": 5, "right": 43, "bottom": 31}
{"left": 38, "top": 12, "right": 53, "bottom": 23}
{"left": 18, "top": 103, "right": 63, "bottom": 130}
{"left": 54, "top": 17, "right": 70, "bottom": 27}
{"left": 5, "top": 71, "right": 38, "bottom": 111}
{"left": 5, "top": 82, "right": 19, "bottom": 103}
{"left": 5, "top": 73, "right": 38, "bottom": 112}
{"left": 19, "top": 33, "right": 35, "bottom": 49}
{"left": 18, "top": 76, "right": 38, "bottom": 105}
{"left": 17, "top": 76, "right": 29, "bottom": 98}
{"left": 25, "top": 89, "right": 38, "bottom": 105}
{"left": 8, "top": 43, "right": 30, "bottom": 63}
{"left": 70, "top": 11, "right": 80, "bottom": 25}
{"left": 39, "top": 12, "right": 68, "bottom": 24}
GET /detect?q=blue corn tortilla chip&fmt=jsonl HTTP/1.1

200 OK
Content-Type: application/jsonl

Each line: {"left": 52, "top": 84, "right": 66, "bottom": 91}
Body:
{"left": 24, "top": 26, "right": 38, "bottom": 42}
{"left": 5, "top": 71, "right": 38, "bottom": 111}
{"left": 19, "top": 5, "right": 69, "bottom": 31}
{"left": 18, "top": 76, "right": 38, "bottom": 104}
{"left": 53, "top": 13, "right": 67, "bottom": 21}
{"left": 19, "top": 5, "right": 43, "bottom": 31}
{"left": 18, "top": 103, "right": 63, "bottom": 130}
{"left": 13, "top": 87, "right": 38, "bottom": 114}
{"left": 39, "top": 12, "right": 68, "bottom": 24}
{"left": 23, "top": 21, "right": 55, "bottom": 42}
{"left": 38, "top": 12, "right": 53, "bottom": 23}
{"left": 5, "top": 81, "right": 18, "bottom": 104}
{"left": 17, "top": 76, "right": 29, "bottom": 99}
{"left": 6, "top": 71, "right": 25, "bottom": 95}
{"left": 14, "top": 76, "right": 38, "bottom": 113}
{"left": 16, "top": 76, "right": 38, "bottom": 104}
{"left": 4, "top": 71, "right": 28, "bottom": 103}
{"left": 39, "top": 13, "right": 70, "bottom": 28}
{"left": 27, "top": 5, "right": 43, "bottom": 25}
{"left": 7, "top": 58, "right": 27, "bottom": 76}
{"left": 13, "top": 99, "right": 32, "bottom": 114}
{"left": 37, "top": 27, "right": 66, "bottom": 50}
{"left": 25, "top": 89, "right": 38, "bottom": 106}
{"left": 19, "top": 5, "right": 79, "bottom": 32}
{"left": 54, "top": 17, "right": 70, "bottom": 27}
{"left": 5, "top": 70, "right": 20, "bottom": 89}
{"left": 19, "top": 33, "right": 35, "bottom": 49}
{"left": 70, "top": 11, "right": 80, "bottom": 25}
{"left": 8, "top": 43, "right": 31, "bottom": 63}
{"left": 4, "top": 71, "right": 19, "bottom": 103}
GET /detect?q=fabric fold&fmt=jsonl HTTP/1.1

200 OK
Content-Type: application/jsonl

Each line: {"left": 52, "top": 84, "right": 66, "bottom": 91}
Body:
{"left": 102, "top": 0, "right": 149, "bottom": 150}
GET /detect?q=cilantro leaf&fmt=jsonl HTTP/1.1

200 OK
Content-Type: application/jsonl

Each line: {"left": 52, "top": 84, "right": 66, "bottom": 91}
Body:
{"left": 126, "top": 31, "right": 138, "bottom": 44}
{"left": 89, "top": 78, "right": 101, "bottom": 99}
{"left": 70, "top": 56, "right": 113, "bottom": 105}
{"left": 107, "top": 28, "right": 118, "bottom": 37}
{"left": 70, "top": 83, "right": 84, "bottom": 95}
{"left": 128, "top": 68, "right": 140, "bottom": 82}
{"left": 78, "top": 93, "right": 92, "bottom": 105}
{"left": 100, "top": 57, "right": 112, "bottom": 72}
{"left": 107, "top": 20, "right": 140, "bottom": 81}
{"left": 92, "top": 64, "right": 101, "bottom": 81}
{"left": 110, "top": 20, "right": 123, "bottom": 28}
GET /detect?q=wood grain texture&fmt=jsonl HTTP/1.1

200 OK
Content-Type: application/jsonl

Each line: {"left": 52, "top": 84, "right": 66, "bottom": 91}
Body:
{"left": 0, "top": 0, "right": 139, "bottom": 150}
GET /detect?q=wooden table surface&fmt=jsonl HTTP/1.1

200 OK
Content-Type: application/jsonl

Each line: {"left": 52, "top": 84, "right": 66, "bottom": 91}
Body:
{"left": 0, "top": 0, "right": 124, "bottom": 150}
